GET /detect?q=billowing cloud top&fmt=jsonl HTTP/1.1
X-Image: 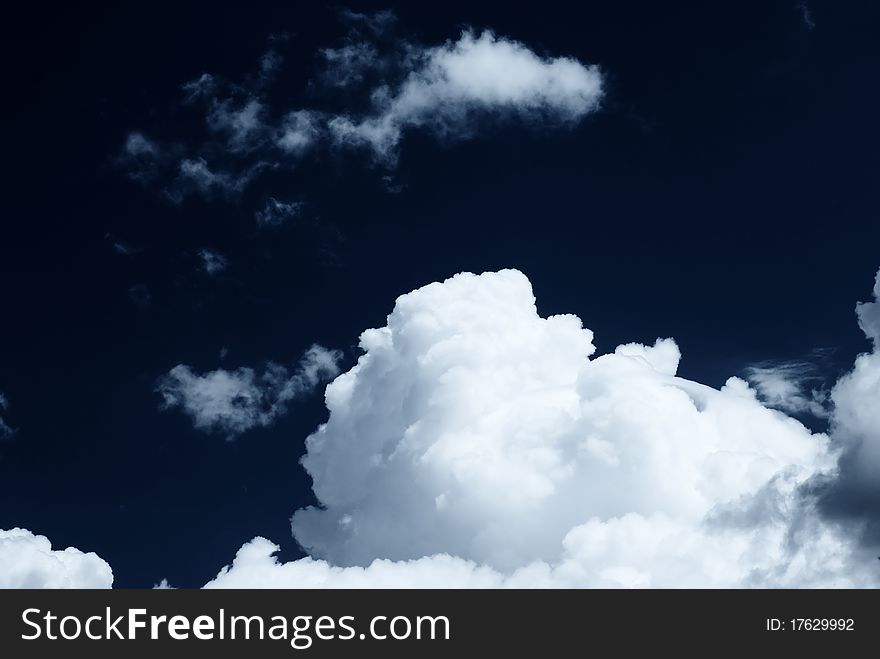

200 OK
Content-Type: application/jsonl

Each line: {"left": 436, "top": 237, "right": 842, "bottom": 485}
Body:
{"left": 11, "top": 269, "right": 880, "bottom": 589}
{"left": 208, "top": 269, "right": 875, "bottom": 588}
{"left": 0, "top": 528, "right": 113, "bottom": 588}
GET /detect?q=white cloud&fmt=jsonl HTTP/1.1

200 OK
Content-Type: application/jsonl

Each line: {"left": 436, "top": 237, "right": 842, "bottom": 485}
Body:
{"left": 205, "top": 269, "right": 875, "bottom": 588}
{"left": 855, "top": 267, "right": 880, "bottom": 346}
{"left": 0, "top": 528, "right": 113, "bottom": 588}
{"left": 276, "top": 111, "right": 322, "bottom": 155}
{"left": 744, "top": 360, "right": 829, "bottom": 417}
{"left": 197, "top": 248, "right": 228, "bottom": 275}
{"left": 255, "top": 197, "right": 304, "bottom": 227}
{"left": 208, "top": 490, "right": 869, "bottom": 588}
{"left": 124, "top": 132, "right": 159, "bottom": 157}
{"left": 295, "top": 344, "right": 345, "bottom": 388}
{"left": 319, "top": 42, "right": 380, "bottom": 89}
{"left": 177, "top": 158, "right": 226, "bottom": 194}
{"left": 329, "top": 30, "right": 604, "bottom": 161}
{"left": 157, "top": 344, "right": 342, "bottom": 439}
{"left": 185, "top": 73, "right": 272, "bottom": 152}
{"left": 259, "top": 49, "right": 282, "bottom": 84}
{"left": 112, "top": 241, "right": 138, "bottom": 257}
{"left": 207, "top": 99, "right": 268, "bottom": 152}
{"left": 740, "top": 270, "right": 880, "bottom": 504}
{"left": 119, "top": 132, "right": 164, "bottom": 183}
{"left": 169, "top": 158, "right": 269, "bottom": 202}
{"left": 11, "top": 268, "right": 880, "bottom": 589}
{"left": 182, "top": 73, "right": 218, "bottom": 103}
{"left": 339, "top": 8, "right": 398, "bottom": 36}
{"left": 122, "top": 20, "right": 605, "bottom": 199}
{"left": 158, "top": 365, "right": 269, "bottom": 436}
{"left": 829, "top": 268, "right": 880, "bottom": 484}
{"left": 206, "top": 538, "right": 505, "bottom": 588}
{"left": 0, "top": 392, "right": 13, "bottom": 439}
{"left": 798, "top": 2, "right": 816, "bottom": 31}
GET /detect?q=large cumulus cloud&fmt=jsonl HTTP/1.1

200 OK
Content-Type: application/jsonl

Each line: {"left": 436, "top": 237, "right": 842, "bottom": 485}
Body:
{"left": 830, "top": 268, "right": 880, "bottom": 481}
{"left": 813, "top": 267, "right": 880, "bottom": 553}
{"left": 207, "top": 269, "right": 877, "bottom": 588}
{"left": 0, "top": 528, "right": 113, "bottom": 588}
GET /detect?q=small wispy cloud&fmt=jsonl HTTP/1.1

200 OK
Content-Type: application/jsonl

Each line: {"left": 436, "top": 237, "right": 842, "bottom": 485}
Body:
{"left": 255, "top": 197, "right": 305, "bottom": 227}
{"left": 744, "top": 355, "right": 830, "bottom": 418}
{"left": 105, "top": 234, "right": 141, "bottom": 258}
{"left": 164, "top": 158, "right": 273, "bottom": 204}
{"left": 276, "top": 110, "right": 322, "bottom": 156}
{"left": 797, "top": 2, "right": 816, "bottom": 31}
{"left": 112, "top": 242, "right": 137, "bottom": 257}
{"left": 197, "top": 248, "right": 228, "bottom": 275}
{"left": 338, "top": 8, "right": 398, "bottom": 35}
{"left": 0, "top": 393, "right": 14, "bottom": 439}
{"left": 318, "top": 41, "right": 380, "bottom": 89}
{"left": 206, "top": 99, "right": 269, "bottom": 153}
{"left": 104, "top": 231, "right": 143, "bottom": 257}
{"left": 182, "top": 73, "right": 219, "bottom": 103}
{"left": 156, "top": 344, "right": 342, "bottom": 439}
{"left": 119, "top": 11, "right": 604, "bottom": 201}
{"left": 326, "top": 29, "right": 604, "bottom": 163}
{"left": 117, "top": 132, "right": 164, "bottom": 184}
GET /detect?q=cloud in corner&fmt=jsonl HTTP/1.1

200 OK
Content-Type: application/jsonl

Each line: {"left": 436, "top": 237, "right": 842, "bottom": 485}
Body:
{"left": 0, "top": 528, "right": 113, "bottom": 588}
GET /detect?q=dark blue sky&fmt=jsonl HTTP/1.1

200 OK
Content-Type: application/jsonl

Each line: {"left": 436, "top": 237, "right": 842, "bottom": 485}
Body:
{"left": 1, "top": 0, "right": 879, "bottom": 587}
